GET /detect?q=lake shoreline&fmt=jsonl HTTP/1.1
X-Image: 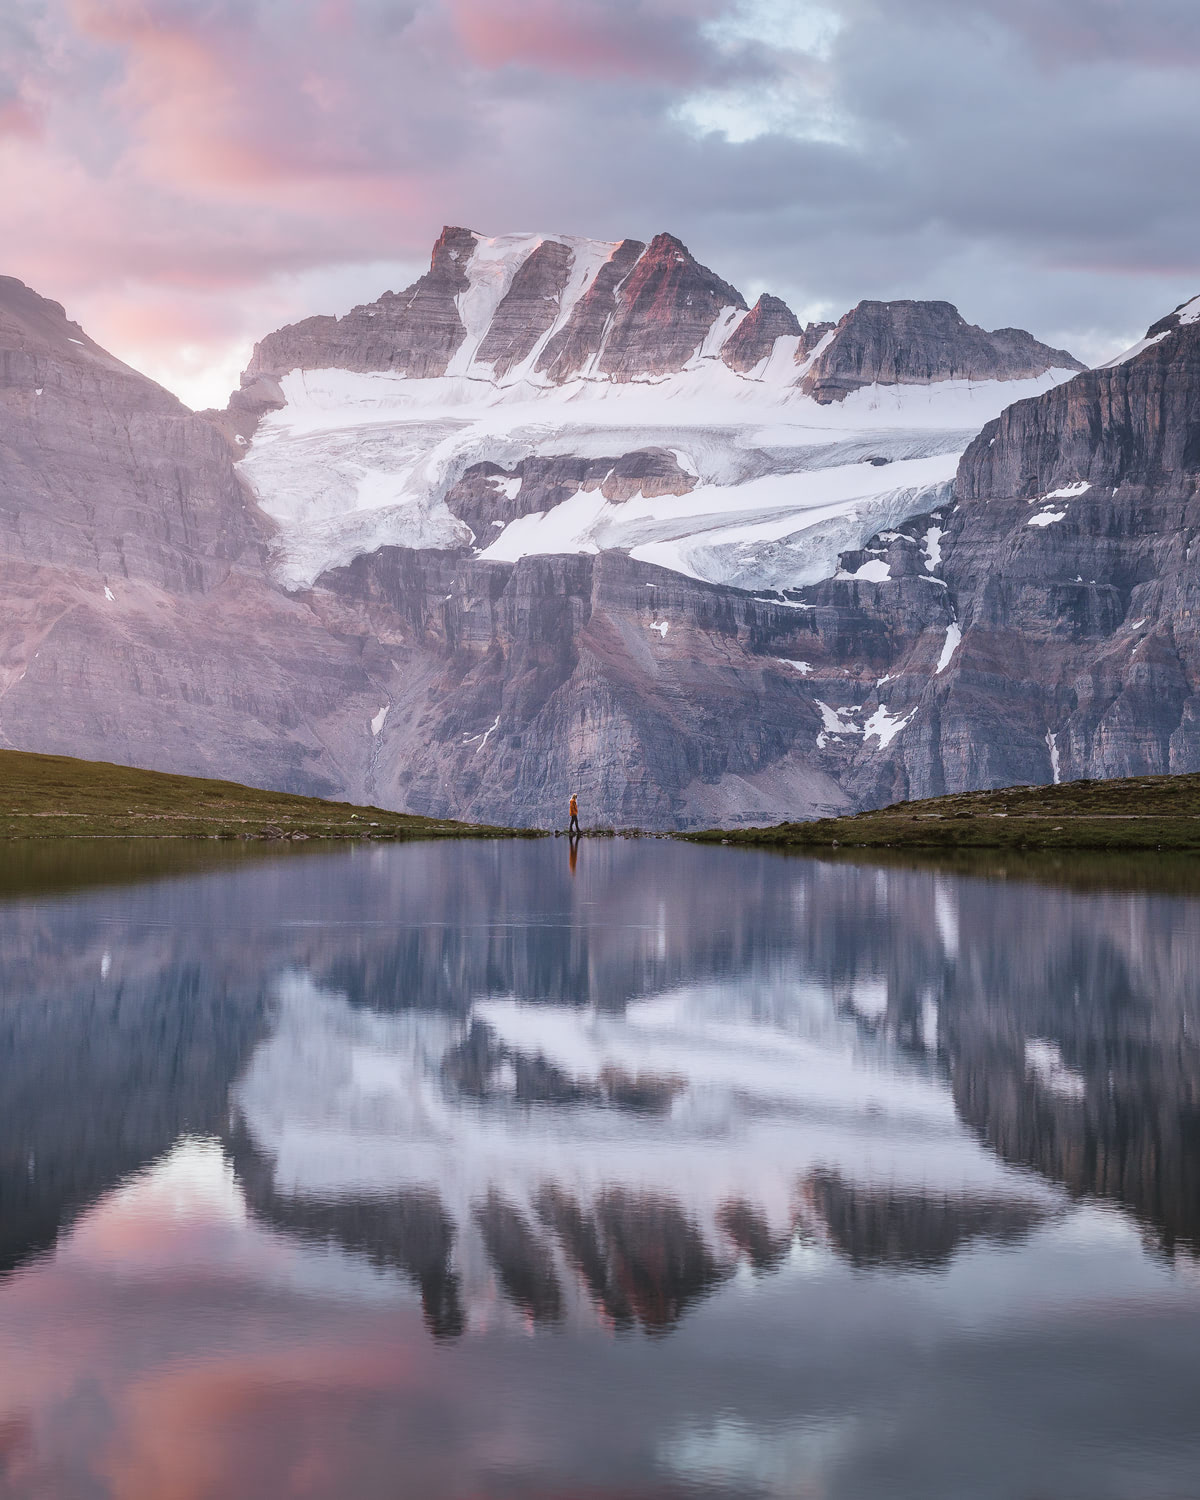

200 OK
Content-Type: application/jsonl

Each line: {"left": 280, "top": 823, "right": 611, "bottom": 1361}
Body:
{"left": 684, "top": 772, "right": 1200, "bottom": 854}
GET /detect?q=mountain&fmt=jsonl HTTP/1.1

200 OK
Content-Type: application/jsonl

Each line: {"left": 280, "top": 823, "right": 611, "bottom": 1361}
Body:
{"left": 222, "top": 227, "right": 1080, "bottom": 595}
{"left": 0, "top": 274, "right": 252, "bottom": 592}
{"left": 6, "top": 229, "right": 1197, "bottom": 829}
{"left": 0, "top": 276, "right": 387, "bottom": 800}
{"left": 877, "top": 290, "right": 1200, "bottom": 795}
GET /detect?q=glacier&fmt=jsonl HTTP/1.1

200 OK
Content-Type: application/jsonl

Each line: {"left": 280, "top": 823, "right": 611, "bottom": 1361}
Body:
{"left": 240, "top": 361, "right": 1078, "bottom": 591}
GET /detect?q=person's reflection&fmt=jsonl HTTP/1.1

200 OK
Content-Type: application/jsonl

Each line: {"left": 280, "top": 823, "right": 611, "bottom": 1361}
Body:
{"left": 569, "top": 834, "right": 579, "bottom": 876}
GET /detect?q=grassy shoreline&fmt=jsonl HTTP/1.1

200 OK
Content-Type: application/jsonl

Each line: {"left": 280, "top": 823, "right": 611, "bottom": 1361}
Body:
{"left": 11, "top": 748, "right": 1200, "bottom": 855}
{"left": 0, "top": 748, "right": 536, "bottom": 841}
{"left": 685, "top": 774, "right": 1200, "bottom": 854}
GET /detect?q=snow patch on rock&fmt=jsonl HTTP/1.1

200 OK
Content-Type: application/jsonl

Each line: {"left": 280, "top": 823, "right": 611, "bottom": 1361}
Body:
{"left": 815, "top": 700, "right": 861, "bottom": 737}
{"left": 935, "top": 622, "right": 961, "bottom": 674}
{"left": 836, "top": 557, "right": 892, "bottom": 582}
{"left": 1046, "top": 730, "right": 1061, "bottom": 784}
{"left": 1099, "top": 331, "right": 1169, "bottom": 368}
{"left": 862, "top": 704, "right": 916, "bottom": 748}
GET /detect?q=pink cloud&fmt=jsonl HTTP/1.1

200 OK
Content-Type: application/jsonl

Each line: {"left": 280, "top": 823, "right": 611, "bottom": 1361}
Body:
{"left": 0, "top": 96, "right": 42, "bottom": 139}
{"left": 447, "top": 0, "right": 723, "bottom": 82}
{"left": 1, "top": 0, "right": 772, "bottom": 407}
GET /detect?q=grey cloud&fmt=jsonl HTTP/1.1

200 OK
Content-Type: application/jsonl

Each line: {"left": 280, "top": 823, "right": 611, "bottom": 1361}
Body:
{"left": 10, "top": 0, "right": 1199, "bottom": 401}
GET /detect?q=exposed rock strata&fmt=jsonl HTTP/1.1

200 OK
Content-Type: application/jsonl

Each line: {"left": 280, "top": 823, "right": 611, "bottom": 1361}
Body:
{"left": 721, "top": 293, "right": 801, "bottom": 373}
{"left": 474, "top": 238, "right": 574, "bottom": 377}
{"left": 246, "top": 224, "right": 476, "bottom": 381}
{"left": 909, "top": 301, "right": 1200, "bottom": 794}
{"left": 534, "top": 236, "right": 645, "bottom": 380}
{"left": 310, "top": 546, "right": 865, "bottom": 827}
{"left": 597, "top": 232, "right": 746, "bottom": 378}
{"left": 0, "top": 277, "right": 258, "bottom": 593}
{"left": 802, "top": 299, "right": 1084, "bottom": 403}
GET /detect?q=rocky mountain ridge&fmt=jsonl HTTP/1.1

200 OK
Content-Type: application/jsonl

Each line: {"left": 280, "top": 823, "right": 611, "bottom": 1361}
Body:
{"left": 800, "top": 299, "right": 1083, "bottom": 404}
{"left": 227, "top": 226, "right": 1078, "bottom": 431}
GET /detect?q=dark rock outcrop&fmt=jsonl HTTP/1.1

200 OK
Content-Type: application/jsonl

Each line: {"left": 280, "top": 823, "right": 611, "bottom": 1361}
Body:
{"left": 443, "top": 450, "right": 696, "bottom": 542}
{"left": 474, "top": 238, "right": 574, "bottom": 377}
{"left": 796, "top": 319, "right": 837, "bottom": 362}
{"left": 721, "top": 293, "right": 802, "bottom": 373}
{"left": 245, "top": 224, "right": 477, "bottom": 381}
{"left": 802, "top": 299, "right": 1084, "bottom": 403}
{"left": 596, "top": 232, "right": 746, "bottom": 378}
{"left": 534, "top": 236, "right": 645, "bottom": 381}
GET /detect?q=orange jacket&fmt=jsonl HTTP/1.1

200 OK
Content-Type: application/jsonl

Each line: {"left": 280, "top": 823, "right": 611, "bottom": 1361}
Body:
{"left": 569, "top": 796, "right": 578, "bottom": 818}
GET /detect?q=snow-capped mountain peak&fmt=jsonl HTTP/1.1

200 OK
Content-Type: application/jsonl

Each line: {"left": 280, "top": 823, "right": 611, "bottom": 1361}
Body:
{"left": 221, "top": 226, "right": 1083, "bottom": 591}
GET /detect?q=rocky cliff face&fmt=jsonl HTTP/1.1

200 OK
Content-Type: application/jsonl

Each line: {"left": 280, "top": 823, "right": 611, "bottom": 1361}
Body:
{"left": 801, "top": 299, "right": 1084, "bottom": 404}
{"left": 594, "top": 231, "right": 746, "bottom": 377}
{"left": 0, "top": 277, "right": 398, "bottom": 799}
{"left": 753, "top": 293, "right": 1200, "bottom": 808}
{"left": 891, "top": 295, "right": 1200, "bottom": 795}
{"left": 720, "top": 293, "right": 802, "bottom": 373}
{"left": 247, "top": 224, "right": 478, "bottom": 382}
{"left": 0, "top": 277, "right": 256, "bottom": 593}
{"left": 533, "top": 236, "right": 645, "bottom": 381}
{"left": 309, "top": 547, "right": 860, "bottom": 827}
{"left": 237, "top": 228, "right": 752, "bottom": 398}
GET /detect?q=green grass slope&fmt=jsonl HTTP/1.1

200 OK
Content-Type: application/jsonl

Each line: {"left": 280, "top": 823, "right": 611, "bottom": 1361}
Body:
{"left": 0, "top": 748, "right": 530, "bottom": 840}
{"left": 689, "top": 774, "right": 1200, "bottom": 853}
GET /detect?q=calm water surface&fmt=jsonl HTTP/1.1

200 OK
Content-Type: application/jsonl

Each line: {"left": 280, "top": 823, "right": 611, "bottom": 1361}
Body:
{"left": 1, "top": 839, "right": 1199, "bottom": 1498}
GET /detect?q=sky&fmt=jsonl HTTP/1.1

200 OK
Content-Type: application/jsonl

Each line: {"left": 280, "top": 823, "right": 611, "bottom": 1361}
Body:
{"left": 2, "top": 0, "right": 1199, "bottom": 409}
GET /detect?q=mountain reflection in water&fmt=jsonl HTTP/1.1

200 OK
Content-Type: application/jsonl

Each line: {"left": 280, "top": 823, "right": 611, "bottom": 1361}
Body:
{"left": 0, "top": 840, "right": 1199, "bottom": 1499}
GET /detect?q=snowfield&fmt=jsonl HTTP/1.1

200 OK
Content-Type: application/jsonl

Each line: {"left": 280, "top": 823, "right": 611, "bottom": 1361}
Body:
{"left": 242, "top": 364, "right": 1077, "bottom": 591}
{"left": 236, "top": 233, "right": 1081, "bottom": 591}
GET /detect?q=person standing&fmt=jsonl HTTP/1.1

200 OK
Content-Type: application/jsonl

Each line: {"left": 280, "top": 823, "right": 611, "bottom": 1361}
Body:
{"left": 568, "top": 793, "right": 580, "bottom": 837}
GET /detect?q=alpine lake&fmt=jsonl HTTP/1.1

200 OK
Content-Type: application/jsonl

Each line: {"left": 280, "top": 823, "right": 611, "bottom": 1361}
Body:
{"left": 2, "top": 836, "right": 1199, "bottom": 1499}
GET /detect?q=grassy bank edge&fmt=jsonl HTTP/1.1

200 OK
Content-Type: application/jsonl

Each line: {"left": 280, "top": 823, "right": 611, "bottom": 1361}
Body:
{"left": 0, "top": 748, "right": 541, "bottom": 841}
{"left": 682, "top": 773, "right": 1200, "bottom": 854}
